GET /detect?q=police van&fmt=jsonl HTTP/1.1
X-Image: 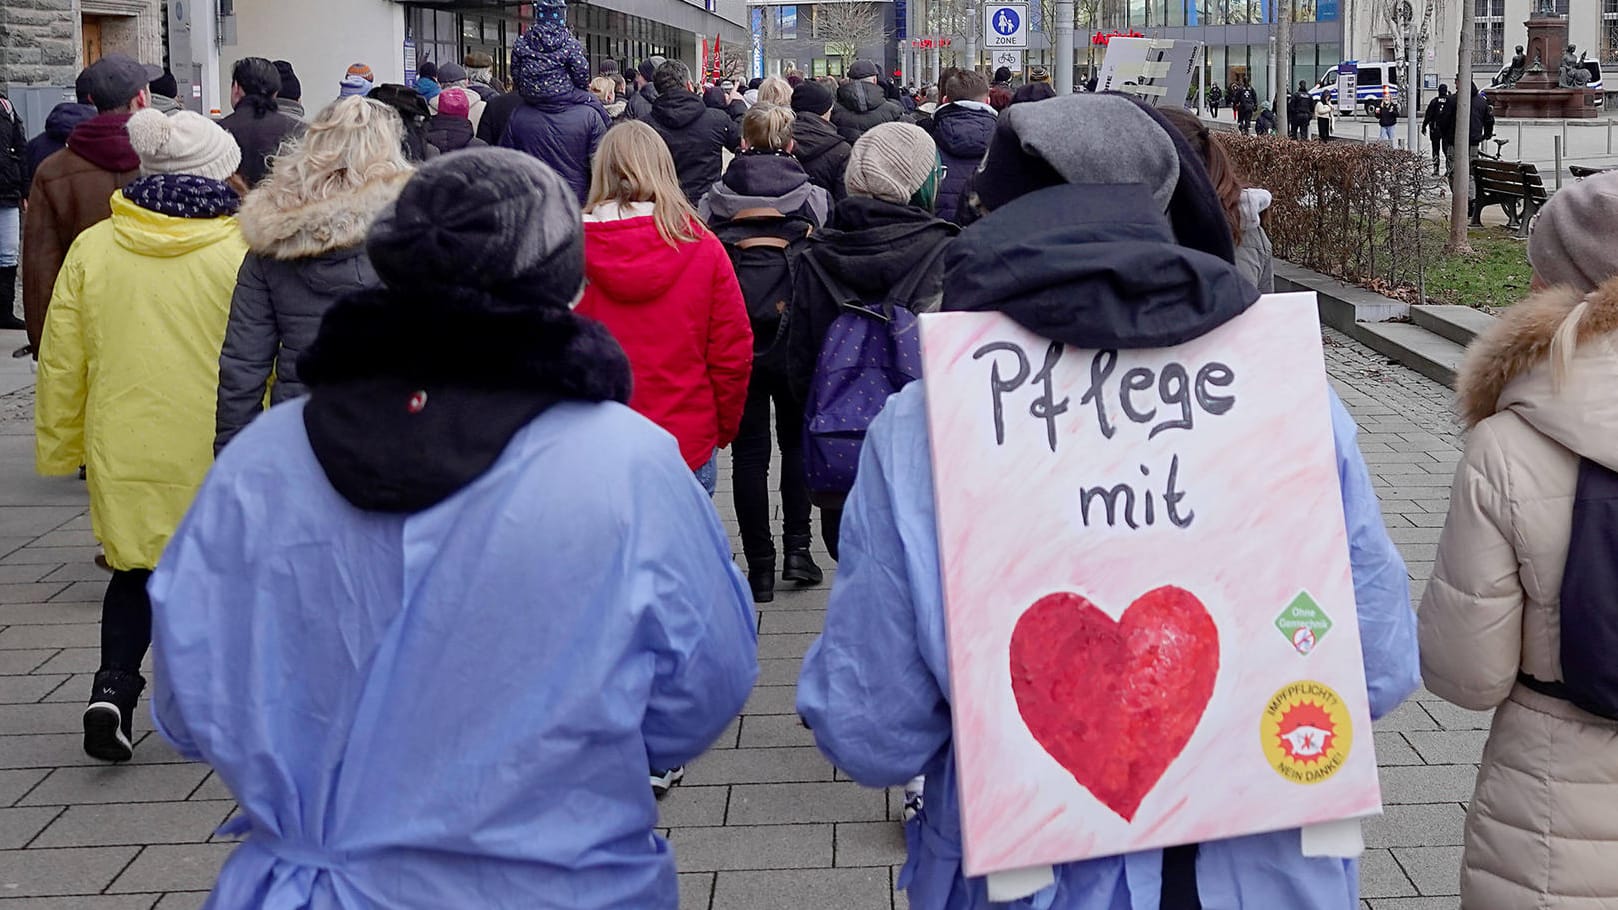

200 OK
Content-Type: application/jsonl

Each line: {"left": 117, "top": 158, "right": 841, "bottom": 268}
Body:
{"left": 1309, "top": 62, "right": 1401, "bottom": 115}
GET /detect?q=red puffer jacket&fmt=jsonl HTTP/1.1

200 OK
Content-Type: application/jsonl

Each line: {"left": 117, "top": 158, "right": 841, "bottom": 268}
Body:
{"left": 579, "top": 214, "right": 753, "bottom": 470}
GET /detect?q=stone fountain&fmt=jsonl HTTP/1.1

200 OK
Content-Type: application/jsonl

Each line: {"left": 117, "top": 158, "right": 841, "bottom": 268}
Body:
{"left": 1487, "top": 5, "right": 1598, "bottom": 118}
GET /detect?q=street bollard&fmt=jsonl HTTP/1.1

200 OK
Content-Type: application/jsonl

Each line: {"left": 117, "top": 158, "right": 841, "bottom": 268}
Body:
{"left": 1554, "top": 135, "right": 1563, "bottom": 190}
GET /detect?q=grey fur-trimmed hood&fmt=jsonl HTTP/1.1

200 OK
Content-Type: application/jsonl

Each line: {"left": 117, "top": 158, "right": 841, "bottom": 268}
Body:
{"left": 238, "top": 171, "right": 411, "bottom": 260}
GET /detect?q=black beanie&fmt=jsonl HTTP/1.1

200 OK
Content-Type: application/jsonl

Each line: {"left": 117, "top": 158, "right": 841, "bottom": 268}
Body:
{"left": 418, "top": 61, "right": 439, "bottom": 81}
{"left": 272, "top": 60, "right": 301, "bottom": 101}
{"left": 149, "top": 70, "right": 178, "bottom": 99}
{"left": 791, "top": 81, "right": 836, "bottom": 116}
{"left": 994, "top": 66, "right": 1013, "bottom": 83}
{"left": 366, "top": 149, "right": 585, "bottom": 312}
{"left": 638, "top": 58, "right": 658, "bottom": 82}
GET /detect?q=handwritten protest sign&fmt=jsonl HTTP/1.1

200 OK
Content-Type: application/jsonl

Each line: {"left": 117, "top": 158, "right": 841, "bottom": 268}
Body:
{"left": 917, "top": 294, "right": 1381, "bottom": 877}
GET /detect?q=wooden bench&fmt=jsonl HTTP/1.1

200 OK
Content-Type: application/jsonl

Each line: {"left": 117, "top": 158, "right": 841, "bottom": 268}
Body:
{"left": 1569, "top": 165, "right": 1613, "bottom": 179}
{"left": 1469, "top": 159, "right": 1548, "bottom": 237}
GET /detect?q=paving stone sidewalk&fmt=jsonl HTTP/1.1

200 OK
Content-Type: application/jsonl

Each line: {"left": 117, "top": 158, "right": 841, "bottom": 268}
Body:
{"left": 0, "top": 328, "right": 1481, "bottom": 909}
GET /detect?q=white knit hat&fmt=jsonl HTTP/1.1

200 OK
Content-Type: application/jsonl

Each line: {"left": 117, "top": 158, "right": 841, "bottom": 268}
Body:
{"left": 845, "top": 122, "right": 938, "bottom": 205}
{"left": 126, "top": 108, "right": 242, "bottom": 181}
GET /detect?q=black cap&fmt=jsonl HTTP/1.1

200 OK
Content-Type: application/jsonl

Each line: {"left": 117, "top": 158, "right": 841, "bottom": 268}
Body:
{"left": 84, "top": 54, "right": 162, "bottom": 112}
{"left": 418, "top": 61, "right": 439, "bottom": 80}
{"left": 994, "top": 66, "right": 1013, "bottom": 83}
{"left": 272, "top": 60, "right": 301, "bottom": 100}
{"left": 791, "top": 80, "right": 835, "bottom": 115}
{"left": 148, "top": 70, "right": 178, "bottom": 99}
{"left": 848, "top": 60, "right": 880, "bottom": 79}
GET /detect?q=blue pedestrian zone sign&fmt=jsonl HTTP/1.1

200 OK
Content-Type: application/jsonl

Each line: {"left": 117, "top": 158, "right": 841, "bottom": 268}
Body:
{"left": 985, "top": 3, "right": 1028, "bottom": 47}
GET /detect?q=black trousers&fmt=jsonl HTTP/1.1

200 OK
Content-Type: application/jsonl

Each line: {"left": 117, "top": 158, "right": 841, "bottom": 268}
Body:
{"left": 1317, "top": 117, "right": 1332, "bottom": 141}
{"left": 101, "top": 569, "right": 153, "bottom": 674}
{"left": 1289, "top": 119, "right": 1310, "bottom": 140}
{"left": 731, "top": 362, "right": 812, "bottom": 565}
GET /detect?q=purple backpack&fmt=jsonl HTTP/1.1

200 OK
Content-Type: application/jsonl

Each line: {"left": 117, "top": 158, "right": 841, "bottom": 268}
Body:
{"left": 801, "top": 246, "right": 945, "bottom": 499}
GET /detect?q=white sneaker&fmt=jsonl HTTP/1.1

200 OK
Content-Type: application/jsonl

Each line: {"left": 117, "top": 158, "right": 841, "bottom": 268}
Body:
{"left": 902, "top": 775, "right": 925, "bottom": 822}
{"left": 650, "top": 766, "right": 685, "bottom": 799}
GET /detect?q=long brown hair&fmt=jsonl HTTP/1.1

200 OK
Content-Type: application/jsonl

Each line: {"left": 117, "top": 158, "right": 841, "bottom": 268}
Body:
{"left": 584, "top": 120, "right": 703, "bottom": 247}
{"left": 1159, "top": 107, "right": 1246, "bottom": 246}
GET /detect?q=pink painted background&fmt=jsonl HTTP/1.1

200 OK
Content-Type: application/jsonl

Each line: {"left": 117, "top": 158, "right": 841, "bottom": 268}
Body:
{"left": 918, "top": 295, "right": 1381, "bottom": 877}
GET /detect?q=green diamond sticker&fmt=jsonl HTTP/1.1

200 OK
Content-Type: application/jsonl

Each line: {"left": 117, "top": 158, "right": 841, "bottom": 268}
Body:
{"left": 1275, "top": 591, "right": 1333, "bottom": 655}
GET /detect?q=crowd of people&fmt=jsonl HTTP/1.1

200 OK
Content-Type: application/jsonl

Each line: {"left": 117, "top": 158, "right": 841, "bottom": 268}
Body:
{"left": 1, "top": 5, "right": 1613, "bottom": 905}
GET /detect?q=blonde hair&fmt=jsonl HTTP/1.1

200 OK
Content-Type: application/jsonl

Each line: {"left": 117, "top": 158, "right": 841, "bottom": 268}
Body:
{"left": 1550, "top": 296, "right": 1592, "bottom": 391}
{"left": 742, "top": 102, "right": 795, "bottom": 152}
{"left": 585, "top": 121, "right": 703, "bottom": 247}
{"left": 589, "top": 76, "right": 617, "bottom": 104}
{"left": 757, "top": 76, "right": 793, "bottom": 105}
{"left": 255, "top": 96, "right": 411, "bottom": 209}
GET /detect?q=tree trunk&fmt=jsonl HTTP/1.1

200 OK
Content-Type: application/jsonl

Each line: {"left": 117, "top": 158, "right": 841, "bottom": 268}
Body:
{"left": 1276, "top": 0, "right": 1293, "bottom": 117}
{"left": 1448, "top": 0, "right": 1473, "bottom": 253}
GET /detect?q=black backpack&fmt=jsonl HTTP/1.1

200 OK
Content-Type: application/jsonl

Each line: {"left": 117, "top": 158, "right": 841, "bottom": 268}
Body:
{"left": 712, "top": 208, "right": 815, "bottom": 367}
{"left": 1521, "top": 458, "right": 1618, "bottom": 719}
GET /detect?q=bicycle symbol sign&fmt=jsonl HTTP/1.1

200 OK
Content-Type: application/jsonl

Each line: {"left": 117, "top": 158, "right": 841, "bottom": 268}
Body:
{"left": 985, "top": 3, "right": 1027, "bottom": 47}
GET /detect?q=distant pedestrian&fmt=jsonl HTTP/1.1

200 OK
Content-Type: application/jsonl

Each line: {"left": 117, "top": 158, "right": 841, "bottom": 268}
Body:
{"left": 1235, "top": 80, "right": 1257, "bottom": 133}
{"left": 1315, "top": 95, "right": 1335, "bottom": 141}
{"left": 218, "top": 56, "right": 303, "bottom": 187}
{"left": 926, "top": 68, "right": 996, "bottom": 222}
{"left": 425, "top": 88, "right": 486, "bottom": 152}
{"left": 624, "top": 57, "right": 664, "bottom": 121}
{"left": 1288, "top": 81, "right": 1313, "bottom": 140}
{"left": 35, "top": 108, "right": 246, "bottom": 763}
{"left": 430, "top": 62, "right": 487, "bottom": 132}
{"left": 1207, "top": 81, "right": 1223, "bottom": 116}
{"left": 498, "top": 17, "right": 610, "bottom": 203}
{"left": 1422, "top": 84, "right": 1450, "bottom": 175}
{"left": 0, "top": 87, "right": 23, "bottom": 332}
{"left": 369, "top": 83, "right": 440, "bottom": 162}
{"left": 579, "top": 120, "right": 752, "bottom": 502}
{"left": 23, "top": 54, "right": 157, "bottom": 357}
{"left": 462, "top": 50, "right": 502, "bottom": 101}
{"left": 646, "top": 60, "right": 739, "bottom": 205}
{"left": 148, "top": 149, "right": 757, "bottom": 907}
{"left": 273, "top": 60, "right": 305, "bottom": 120}
{"left": 215, "top": 97, "right": 412, "bottom": 452}
{"left": 1010, "top": 67, "right": 1056, "bottom": 105}
{"left": 146, "top": 70, "right": 182, "bottom": 115}
{"left": 21, "top": 75, "right": 95, "bottom": 200}
{"left": 831, "top": 60, "right": 905, "bottom": 142}
{"left": 1376, "top": 96, "right": 1399, "bottom": 142}
{"left": 701, "top": 103, "right": 831, "bottom": 227}
{"left": 414, "top": 61, "right": 442, "bottom": 104}
{"left": 758, "top": 75, "right": 793, "bottom": 105}
{"left": 790, "top": 81, "right": 851, "bottom": 201}
{"left": 1163, "top": 107, "right": 1275, "bottom": 292}
{"left": 1256, "top": 106, "right": 1277, "bottom": 135}
{"left": 590, "top": 76, "right": 626, "bottom": 120}
{"left": 1421, "top": 170, "right": 1618, "bottom": 910}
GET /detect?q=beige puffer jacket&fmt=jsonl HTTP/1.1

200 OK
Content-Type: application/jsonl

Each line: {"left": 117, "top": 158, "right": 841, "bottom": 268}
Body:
{"left": 1420, "top": 276, "right": 1618, "bottom": 910}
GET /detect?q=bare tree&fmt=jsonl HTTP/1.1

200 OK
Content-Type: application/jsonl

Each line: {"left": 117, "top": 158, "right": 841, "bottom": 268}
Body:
{"left": 1372, "top": 0, "right": 1444, "bottom": 79}
{"left": 817, "top": 1, "right": 890, "bottom": 68}
{"left": 1041, "top": 0, "right": 1104, "bottom": 71}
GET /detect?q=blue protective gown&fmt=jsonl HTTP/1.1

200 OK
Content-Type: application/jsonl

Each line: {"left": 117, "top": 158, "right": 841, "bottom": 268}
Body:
{"left": 149, "top": 400, "right": 758, "bottom": 909}
{"left": 797, "top": 383, "right": 1421, "bottom": 910}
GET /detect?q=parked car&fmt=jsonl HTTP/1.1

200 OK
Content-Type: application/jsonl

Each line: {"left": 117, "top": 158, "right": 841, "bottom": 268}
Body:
{"left": 1310, "top": 62, "right": 1402, "bottom": 115}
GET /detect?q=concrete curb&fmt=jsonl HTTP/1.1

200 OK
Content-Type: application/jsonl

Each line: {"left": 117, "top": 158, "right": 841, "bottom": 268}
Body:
{"left": 1276, "top": 261, "right": 1498, "bottom": 389}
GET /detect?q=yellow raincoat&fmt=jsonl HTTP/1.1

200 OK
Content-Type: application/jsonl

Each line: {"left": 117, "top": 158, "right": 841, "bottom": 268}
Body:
{"left": 36, "top": 190, "right": 247, "bottom": 571}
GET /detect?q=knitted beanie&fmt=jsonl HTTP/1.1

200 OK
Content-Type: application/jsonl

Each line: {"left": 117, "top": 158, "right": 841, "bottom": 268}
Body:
{"left": 1529, "top": 170, "right": 1618, "bottom": 293}
{"left": 273, "top": 60, "right": 302, "bottom": 101}
{"left": 366, "top": 149, "right": 584, "bottom": 311}
{"left": 791, "top": 81, "right": 835, "bottom": 116}
{"left": 347, "top": 63, "right": 375, "bottom": 82}
{"left": 845, "top": 122, "right": 938, "bottom": 205}
{"left": 125, "top": 108, "right": 241, "bottom": 181}
{"left": 339, "top": 74, "right": 372, "bottom": 98}
{"left": 437, "top": 88, "right": 471, "bottom": 119}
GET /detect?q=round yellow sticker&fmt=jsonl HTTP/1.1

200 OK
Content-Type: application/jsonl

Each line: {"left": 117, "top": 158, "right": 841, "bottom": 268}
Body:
{"left": 1261, "top": 680, "right": 1353, "bottom": 785}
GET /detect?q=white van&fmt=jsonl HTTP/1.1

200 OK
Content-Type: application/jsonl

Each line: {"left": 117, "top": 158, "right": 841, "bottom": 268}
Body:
{"left": 1309, "top": 62, "right": 1401, "bottom": 115}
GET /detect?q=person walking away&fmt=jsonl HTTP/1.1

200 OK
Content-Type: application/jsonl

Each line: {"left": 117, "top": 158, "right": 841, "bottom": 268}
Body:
{"left": 1315, "top": 94, "right": 1335, "bottom": 141}
{"left": 369, "top": 84, "right": 440, "bottom": 162}
{"left": 215, "top": 96, "right": 412, "bottom": 452}
{"left": 580, "top": 124, "right": 752, "bottom": 795}
{"left": 219, "top": 57, "right": 303, "bottom": 188}
{"left": 414, "top": 62, "right": 443, "bottom": 106}
{"left": 1376, "top": 95, "right": 1399, "bottom": 143}
{"left": 791, "top": 81, "right": 852, "bottom": 202}
{"left": 591, "top": 76, "right": 627, "bottom": 120}
{"left": 796, "top": 92, "right": 1421, "bottom": 910}
{"left": 430, "top": 63, "right": 487, "bottom": 132}
{"left": 647, "top": 60, "right": 740, "bottom": 206}
{"left": 146, "top": 70, "right": 182, "bottom": 115}
{"left": 625, "top": 57, "right": 663, "bottom": 120}
{"left": 35, "top": 109, "right": 246, "bottom": 762}
{"left": 831, "top": 60, "right": 905, "bottom": 143}
{"left": 701, "top": 104, "right": 830, "bottom": 602}
{"left": 785, "top": 122, "right": 959, "bottom": 561}
{"left": 23, "top": 54, "right": 155, "bottom": 358}
{"left": 272, "top": 61, "right": 306, "bottom": 120}
{"left": 926, "top": 68, "right": 996, "bottom": 223}
{"left": 1162, "top": 107, "right": 1274, "bottom": 292}
{"left": 425, "top": 88, "right": 486, "bottom": 153}
{"left": 499, "top": 16, "right": 610, "bottom": 204}
{"left": 463, "top": 51, "right": 503, "bottom": 101}
{"left": 1010, "top": 67, "right": 1057, "bottom": 105}
{"left": 147, "top": 149, "right": 757, "bottom": 908}
{"left": 758, "top": 76, "right": 794, "bottom": 106}
{"left": 0, "top": 88, "right": 25, "bottom": 332}
{"left": 1419, "top": 171, "right": 1618, "bottom": 910}
{"left": 579, "top": 120, "right": 752, "bottom": 500}
{"left": 1288, "top": 81, "right": 1313, "bottom": 140}
{"left": 1422, "top": 83, "right": 1449, "bottom": 175}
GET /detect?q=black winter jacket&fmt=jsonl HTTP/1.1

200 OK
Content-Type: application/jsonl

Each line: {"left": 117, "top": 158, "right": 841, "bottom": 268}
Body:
{"left": 1288, "top": 91, "right": 1314, "bottom": 125}
{"left": 1438, "top": 90, "right": 1495, "bottom": 147}
{"left": 785, "top": 196, "right": 959, "bottom": 401}
{"left": 648, "top": 89, "right": 740, "bottom": 205}
{"left": 927, "top": 102, "right": 996, "bottom": 224}
{"left": 0, "top": 95, "right": 25, "bottom": 206}
{"left": 499, "top": 93, "right": 609, "bottom": 204}
{"left": 219, "top": 102, "right": 304, "bottom": 188}
{"left": 831, "top": 81, "right": 905, "bottom": 142}
{"left": 626, "top": 83, "right": 659, "bottom": 121}
{"left": 792, "top": 111, "right": 852, "bottom": 201}
{"left": 476, "top": 92, "right": 523, "bottom": 146}
{"left": 426, "top": 115, "right": 487, "bottom": 153}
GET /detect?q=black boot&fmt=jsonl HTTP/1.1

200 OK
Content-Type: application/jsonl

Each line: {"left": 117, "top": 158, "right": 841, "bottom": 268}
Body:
{"left": 747, "top": 559, "right": 775, "bottom": 604}
{"left": 0, "top": 267, "right": 21, "bottom": 332}
{"left": 781, "top": 535, "right": 823, "bottom": 586}
{"left": 84, "top": 668, "right": 145, "bottom": 763}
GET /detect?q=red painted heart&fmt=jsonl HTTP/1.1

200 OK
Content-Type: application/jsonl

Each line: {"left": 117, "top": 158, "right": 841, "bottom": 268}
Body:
{"left": 1009, "top": 587, "right": 1219, "bottom": 822}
